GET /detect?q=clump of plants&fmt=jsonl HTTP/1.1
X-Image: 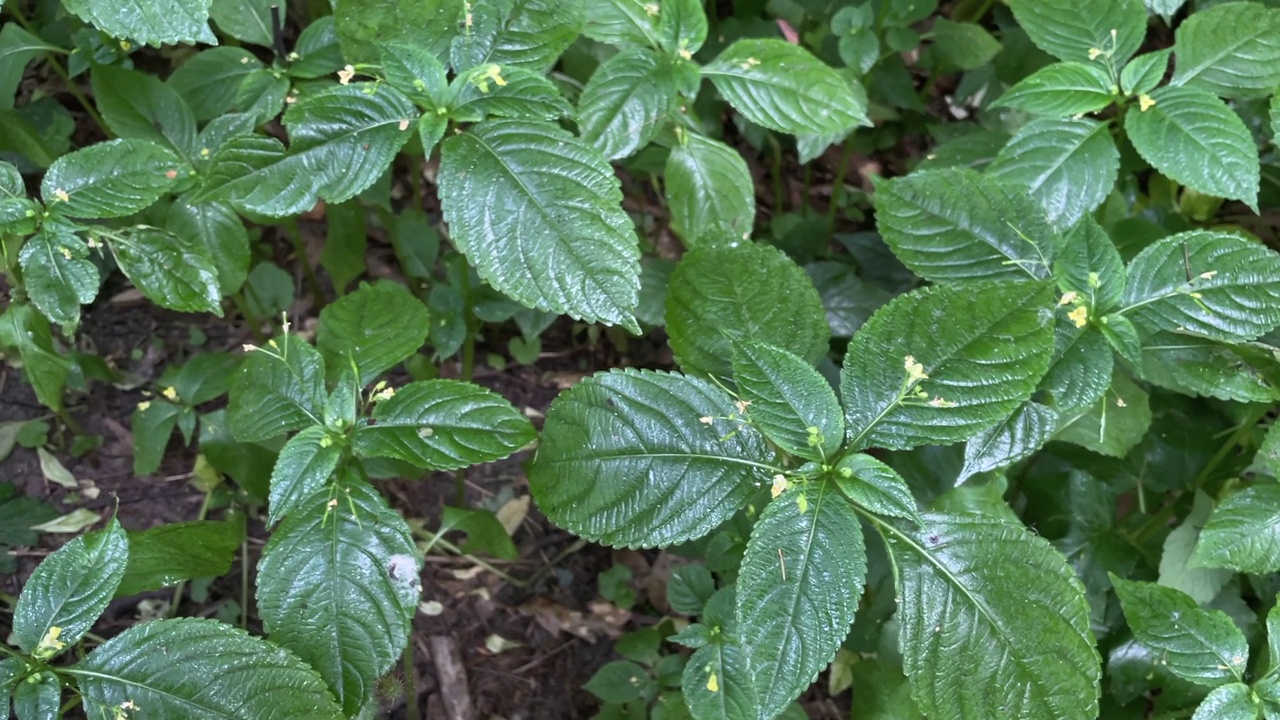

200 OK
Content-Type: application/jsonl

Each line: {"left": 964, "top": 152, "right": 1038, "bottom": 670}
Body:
{"left": 1, "top": 0, "right": 1279, "bottom": 719}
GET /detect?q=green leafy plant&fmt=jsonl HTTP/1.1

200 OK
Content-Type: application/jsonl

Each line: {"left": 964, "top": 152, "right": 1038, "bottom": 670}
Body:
{"left": 3, "top": 0, "right": 1280, "bottom": 719}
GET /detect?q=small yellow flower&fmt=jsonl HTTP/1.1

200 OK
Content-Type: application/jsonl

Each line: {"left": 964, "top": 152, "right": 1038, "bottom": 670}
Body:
{"left": 161, "top": 386, "right": 178, "bottom": 401}
{"left": 398, "top": 118, "right": 411, "bottom": 131}
{"left": 1087, "top": 48, "right": 1103, "bottom": 60}
{"left": 771, "top": 474, "right": 788, "bottom": 498}
{"left": 1198, "top": 271, "right": 1218, "bottom": 280}
{"left": 734, "top": 400, "right": 751, "bottom": 414}
{"left": 1068, "top": 305, "right": 1089, "bottom": 328}
{"left": 338, "top": 65, "right": 356, "bottom": 85}
{"left": 1058, "top": 291, "right": 1079, "bottom": 306}
{"left": 53, "top": 189, "right": 70, "bottom": 203}
{"left": 903, "top": 355, "right": 928, "bottom": 385}
{"left": 740, "top": 57, "right": 761, "bottom": 70}
{"left": 137, "top": 401, "right": 151, "bottom": 412}
{"left": 417, "top": 427, "right": 435, "bottom": 438}
{"left": 706, "top": 671, "right": 719, "bottom": 692}
{"left": 699, "top": 416, "right": 715, "bottom": 425}
{"left": 927, "top": 396, "right": 957, "bottom": 408}
{"left": 35, "top": 626, "right": 66, "bottom": 656}
{"left": 644, "top": 2, "right": 659, "bottom": 15}
{"left": 1138, "top": 94, "right": 1156, "bottom": 112}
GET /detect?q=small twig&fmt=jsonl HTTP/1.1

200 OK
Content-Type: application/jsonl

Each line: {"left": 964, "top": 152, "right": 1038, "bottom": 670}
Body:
{"left": 428, "top": 636, "right": 476, "bottom": 720}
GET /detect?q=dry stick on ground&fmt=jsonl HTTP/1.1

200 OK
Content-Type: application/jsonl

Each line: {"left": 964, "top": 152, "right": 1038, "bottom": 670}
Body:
{"left": 428, "top": 635, "right": 476, "bottom": 720}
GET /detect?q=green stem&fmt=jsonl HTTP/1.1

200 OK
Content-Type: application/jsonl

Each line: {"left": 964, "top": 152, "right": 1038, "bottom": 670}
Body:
{"left": 402, "top": 644, "right": 418, "bottom": 718}
{"left": 454, "top": 262, "right": 478, "bottom": 508}
{"left": 827, "top": 139, "right": 854, "bottom": 233}
{"left": 168, "top": 491, "right": 215, "bottom": 618}
{"left": 6, "top": 4, "right": 110, "bottom": 136}
{"left": 1193, "top": 405, "right": 1269, "bottom": 490}
{"left": 283, "top": 219, "right": 326, "bottom": 311}
{"left": 231, "top": 290, "right": 268, "bottom": 343}
{"left": 768, "top": 136, "right": 785, "bottom": 214}
{"left": 240, "top": 539, "right": 249, "bottom": 630}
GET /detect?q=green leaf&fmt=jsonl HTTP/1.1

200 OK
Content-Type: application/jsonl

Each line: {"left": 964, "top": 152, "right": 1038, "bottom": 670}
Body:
{"left": 1053, "top": 216, "right": 1126, "bottom": 315}
{"left": 731, "top": 341, "right": 843, "bottom": 461}
{"left": 664, "top": 132, "right": 755, "bottom": 247}
{"left": 378, "top": 41, "right": 449, "bottom": 104}
{"left": 584, "top": 0, "right": 659, "bottom": 47}
{"left": 1099, "top": 312, "right": 1144, "bottom": 367}
{"left": 1055, "top": 370, "right": 1151, "bottom": 457}
{"left": 885, "top": 513, "right": 1100, "bottom": 719}
{"left": 1111, "top": 575, "right": 1248, "bottom": 687}
{"left": 992, "top": 62, "right": 1116, "bottom": 117}
{"left": 657, "top": 0, "right": 707, "bottom": 57}
{"left": 988, "top": 118, "right": 1119, "bottom": 228}
{"left": 71, "top": 617, "right": 343, "bottom": 719}
{"left": 586, "top": 660, "right": 651, "bottom": 704}
{"left": 168, "top": 48, "right": 263, "bottom": 122}
{"left": 61, "top": 0, "right": 216, "bottom": 46}
{"left": 668, "top": 565, "right": 715, "bottom": 616}
{"left": 12, "top": 518, "right": 127, "bottom": 654}
{"left": 0, "top": 25, "right": 56, "bottom": 111}
{"left": 737, "top": 482, "right": 865, "bottom": 718}
{"left": 1171, "top": 2, "right": 1280, "bottom": 99}
{"left": 439, "top": 506, "right": 518, "bottom": 559}
{"left": 108, "top": 226, "right": 221, "bottom": 315}
{"left": 13, "top": 672, "right": 59, "bottom": 719}
{"left": 702, "top": 38, "right": 869, "bottom": 136}
{"left": 268, "top": 426, "right": 342, "bottom": 526}
{"left": 91, "top": 64, "right": 196, "bottom": 156}
{"left": 1007, "top": 0, "right": 1146, "bottom": 63}
{"left": 210, "top": 0, "right": 274, "bottom": 46}
{"left": 842, "top": 281, "right": 1056, "bottom": 451}
{"left": 451, "top": 0, "right": 585, "bottom": 72}
{"left": 352, "top": 380, "right": 535, "bottom": 470}
{"left": 1259, "top": 422, "right": 1280, "bottom": 480}
{"left": 527, "top": 369, "right": 774, "bottom": 548}
{"left": 1139, "top": 333, "right": 1280, "bottom": 402}
{"left": 448, "top": 66, "right": 572, "bottom": 122}
{"left": 438, "top": 119, "right": 640, "bottom": 331}
{"left": 874, "top": 168, "right": 1058, "bottom": 283}
{"left": 116, "top": 519, "right": 242, "bottom": 597}
{"left": 666, "top": 242, "right": 829, "bottom": 380}
{"left": 832, "top": 453, "right": 922, "bottom": 525}
{"left": 319, "top": 200, "right": 366, "bottom": 292}
{"left": 336, "top": 0, "right": 461, "bottom": 65}
{"left": 0, "top": 304, "right": 71, "bottom": 411}
{"left": 228, "top": 335, "right": 326, "bottom": 442}
{"left": 958, "top": 401, "right": 1058, "bottom": 483}
{"left": 41, "top": 139, "right": 181, "bottom": 220}
{"left": 930, "top": 19, "right": 1001, "bottom": 70}
{"left": 1193, "top": 484, "right": 1280, "bottom": 574}
{"left": 683, "top": 641, "right": 757, "bottom": 720}
{"left": 257, "top": 480, "right": 419, "bottom": 716}
{"left": 1124, "top": 86, "right": 1260, "bottom": 211}
{"left": 207, "top": 83, "right": 416, "bottom": 217}
{"left": 805, "top": 261, "right": 893, "bottom": 338}
{"left": 1121, "top": 49, "right": 1170, "bottom": 97}
{"left": 1120, "top": 231, "right": 1280, "bottom": 343}
{"left": 316, "top": 282, "right": 430, "bottom": 386}
{"left": 1192, "top": 683, "right": 1258, "bottom": 720}
{"left": 165, "top": 198, "right": 250, "bottom": 296}
{"left": 233, "top": 68, "right": 289, "bottom": 125}
{"left": 1145, "top": 0, "right": 1187, "bottom": 22}
{"left": 1159, "top": 490, "right": 1233, "bottom": 606}
{"left": 19, "top": 224, "right": 98, "bottom": 328}
{"left": 131, "top": 400, "right": 181, "bottom": 476}
{"left": 0, "top": 483, "right": 57, "bottom": 547}
{"left": 578, "top": 47, "right": 680, "bottom": 160}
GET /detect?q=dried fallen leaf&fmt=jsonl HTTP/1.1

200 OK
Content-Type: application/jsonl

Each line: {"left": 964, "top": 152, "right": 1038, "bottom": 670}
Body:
{"left": 484, "top": 634, "right": 523, "bottom": 654}
{"left": 419, "top": 600, "right": 445, "bottom": 616}
{"left": 495, "top": 495, "right": 530, "bottom": 536}
{"left": 517, "top": 597, "right": 631, "bottom": 642}
{"left": 30, "top": 508, "right": 100, "bottom": 534}
{"left": 37, "top": 448, "right": 78, "bottom": 488}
